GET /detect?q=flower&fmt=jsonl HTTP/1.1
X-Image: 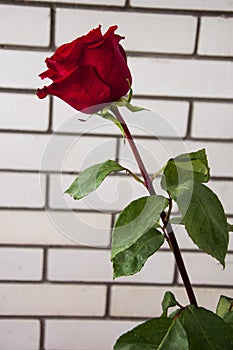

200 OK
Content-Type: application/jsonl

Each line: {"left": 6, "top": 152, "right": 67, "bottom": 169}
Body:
{"left": 37, "top": 25, "right": 132, "bottom": 113}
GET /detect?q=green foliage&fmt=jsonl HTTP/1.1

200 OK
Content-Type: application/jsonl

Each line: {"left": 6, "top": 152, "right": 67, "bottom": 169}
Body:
{"left": 216, "top": 295, "right": 233, "bottom": 318}
{"left": 227, "top": 223, "right": 233, "bottom": 232}
{"left": 114, "top": 317, "right": 189, "bottom": 350}
{"left": 216, "top": 295, "right": 233, "bottom": 328}
{"left": 112, "top": 227, "right": 164, "bottom": 278}
{"left": 114, "top": 300, "right": 233, "bottom": 350}
{"left": 111, "top": 195, "right": 168, "bottom": 277}
{"left": 161, "top": 149, "right": 210, "bottom": 194}
{"left": 161, "top": 148, "right": 228, "bottom": 266}
{"left": 65, "top": 159, "right": 125, "bottom": 200}
{"left": 175, "top": 183, "right": 228, "bottom": 266}
{"left": 180, "top": 306, "right": 233, "bottom": 350}
{"left": 161, "top": 291, "right": 180, "bottom": 317}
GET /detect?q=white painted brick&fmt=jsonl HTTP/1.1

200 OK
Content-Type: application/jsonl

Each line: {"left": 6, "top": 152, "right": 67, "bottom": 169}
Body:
{"left": 129, "top": 57, "right": 233, "bottom": 98}
{"left": 0, "top": 134, "right": 47, "bottom": 171}
{"left": 53, "top": 98, "right": 189, "bottom": 138}
{"left": 208, "top": 180, "right": 233, "bottom": 216}
{"left": 31, "top": 0, "right": 125, "bottom": 4}
{"left": 110, "top": 285, "right": 233, "bottom": 317}
{"left": 0, "top": 50, "right": 51, "bottom": 89}
{"left": 47, "top": 248, "right": 174, "bottom": 284}
{"left": 111, "top": 286, "right": 187, "bottom": 317}
{"left": 0, "top": 93, "right": 49, "bottom": 131}
{"left": 119, "top": 139, "right": 233, "bottom": 177}
{"left": 192, "top": 102, "right": 233, "bottom": 139}
{"left": 45, "top": 319, "right": 139, "bottom": 350}
{"left": 42, "top": 134, "right": 117, "bottom": 173}
{"left": 0, "top": 133, "right": 116, "bottom": 172}
{"left": 132, "top": 99, "right": 189, "bottom": 138}
{"left": 56, "top": 9, "right": 197, "bottom": 53}
{"left": 0, "top": 172, "right": 46, "bottom": 208}
{"left": 49, "top": 174, "right": 148, "bottom": 212}
{"left": 0, "top": 5, "right": 50, "bottom": 46}
{"left": 130, "top": 0, "right": 233, "bottom": 11}
{"left": 179, "top": 253, "right": 233, "bottom": 286}
{"left": 0, "top": 284, "right": 106, "bottom": 316}
{"left": 0, "top": 248, "right": 43, "bottom": 280}
{"left": 199, "top": 17, "right": 233, "bottom": 56}
{"left": 0, "top": 319, "right": 40, "bottom": 350}
{"left": 48, "top": 249, "right": 112, "bottom": 281}
{"left": 0, "top": 210, "right": 111, "bottom": 247}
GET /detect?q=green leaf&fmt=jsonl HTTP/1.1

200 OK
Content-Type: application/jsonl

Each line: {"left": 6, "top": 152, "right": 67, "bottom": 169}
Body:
{"left": 223, "top": 312, "right": 233, "bottom": 328}
{"left": 181, "top": 306, "right": 233, "bottom": 350}
{"left": 114, "top": 317, "right": 189, "bottom": 350}
{"left": 216, "top": 295, "right": 233, "bottom": 318}
{"left": 161, "top": 291, "right": 180, "bottom": 317}
{"left": 124, "top": 101, "right": 145, "bottom": 112}
{"left": 228, "top": 222, "right": 233, "bottom": 232}
{"left": 111, "top": 195, "right": 168, "bottom": 260}
{"left": 112, "top": 227, "right": 164, "bottom": 278}
{"left": 175, "top": 182, "right": 228, "bottom": 266}
{"left": 161, "top": 148, "right": 210, "bottom": 194}
{"left": 101, "top": 111, "right": 125, "bottom": 138}
{"left": 65, "top": 159, "right": 125, "bottom": 200}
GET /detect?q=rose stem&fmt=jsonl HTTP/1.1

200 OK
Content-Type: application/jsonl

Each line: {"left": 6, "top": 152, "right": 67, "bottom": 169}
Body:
{"left": 112, "top": 106, "right": 198, "bottom": 307}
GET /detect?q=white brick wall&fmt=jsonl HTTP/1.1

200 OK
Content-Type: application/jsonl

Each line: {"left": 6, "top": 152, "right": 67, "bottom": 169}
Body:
{"left": 56, "top": 9, "right": 197, "bottom": 53}
{"left": 130, "top": 0, "right": 233, "bottom": 11}
{"left": 0, "top": 1, "right": 233, "bottom": 349}
{"left": 198, "top": 17, "right": 233, "bottom": 56}
{"left": 0, "top": 5, "right": 50, "bottom": 46}
{"left": 0, "top": 320, "right": 40, "bottom": 350}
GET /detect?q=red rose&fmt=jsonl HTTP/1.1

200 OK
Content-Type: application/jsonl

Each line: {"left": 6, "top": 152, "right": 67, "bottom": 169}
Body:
{"left": 37, "top": 25, "right": 132, "bottom": 113}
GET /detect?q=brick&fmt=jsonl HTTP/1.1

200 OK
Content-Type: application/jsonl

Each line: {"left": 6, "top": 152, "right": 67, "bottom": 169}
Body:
{"left": 48, "top": 248, "right": 174, "bottom": 284}
{"left": 119, "top": 139, "right": 233, "bottom": 177}
{"left": 49, "top": 174, "right": 148, "bottom": 211}
{"left": 192, "top": 102, "right": 233, "bottom": 139}
{"left": 0, "top": 133, "right": 116, "bottom": 172}
{"left": 32, "top": 0, "right": 125, "bottom": 4}
{"left": 0, "top": 210, "right": 111, "bottom": 247}
{"left": 0, "top": 93, "right": 49, "bottom": 131}
{"left": 0, "top": 50, "right": 50, "bottom": 89}
{"left": 198, "top": 17, "right": 233, "bottom": 56}
{"left": 179, "top": 253, "right": 233, "bottom": 286}
{"left": 0, "top": 172, "right": 46, "bottom": 208}
{"left": 45, "top": 319, "right": 139, "bottom": 350}
{"left": 110, "top": 285, "right": 233, "bottom": 317}
{"left": 0, "top": 319, "right": 40, "bottom": 350}
{"left": 129, "top": 57, "right": 233, "bottom": 98}
{"left": 56, "top": 9, "right": 197, "bottom": 53}
{"left": 53, "top": 98, "right": 189, "bottom": 138}
{"left": 43, "top": 134, "right": 117, "bottom": 173}
{"left": 130, "top": 0, "right": 233, "bottom": 11}
{"left": 47, "top": 249, "right": 112, "bottom": 281}
{"left": 132, "top": 99, "right": 189, "bottom": 138}
{"left": 0, "top": 248, "right": 43, "bottom": 281}
{"left": 0, "top": 284, "right": 106, "bottom": 316}
{"left": 0, "top": 5, "right": 50, "bottom": 46}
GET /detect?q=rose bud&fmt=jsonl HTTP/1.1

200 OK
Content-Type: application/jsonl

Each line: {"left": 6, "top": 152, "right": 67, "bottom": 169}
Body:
{"left": 37, "top": 25, "right": 132, "bottom": 114}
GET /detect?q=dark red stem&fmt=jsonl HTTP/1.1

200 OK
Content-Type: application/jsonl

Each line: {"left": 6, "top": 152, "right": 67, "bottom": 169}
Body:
{"left": 112, "top": 106, "right": 198, "bottom": 307}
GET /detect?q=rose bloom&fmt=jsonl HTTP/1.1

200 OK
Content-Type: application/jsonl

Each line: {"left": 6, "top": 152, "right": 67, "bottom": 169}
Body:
{"left": 37, "top": 25, "right": 132, "bottom": 113}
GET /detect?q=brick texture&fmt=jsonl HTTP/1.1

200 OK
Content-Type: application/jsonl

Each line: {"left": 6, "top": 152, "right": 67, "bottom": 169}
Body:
{"left": 0, "top": 1, "right": 233, "bottom": 349}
